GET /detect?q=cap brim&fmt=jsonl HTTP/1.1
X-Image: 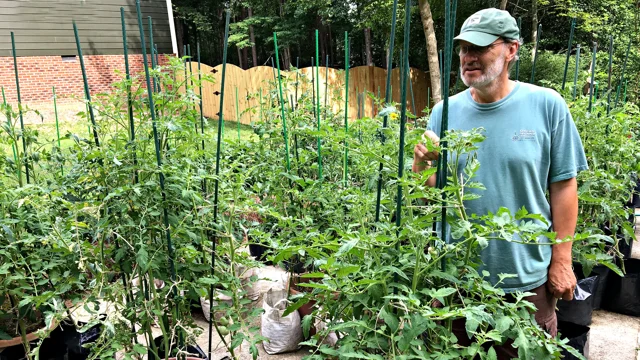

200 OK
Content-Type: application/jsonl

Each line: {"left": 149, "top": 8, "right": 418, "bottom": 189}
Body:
{"left": 453, "top": 32, "right": 499, "bottom": 46}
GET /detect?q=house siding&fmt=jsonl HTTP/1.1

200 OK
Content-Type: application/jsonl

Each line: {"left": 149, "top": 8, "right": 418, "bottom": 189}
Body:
{"left": 0, "top": 0, "right": 172, "bottom": 57}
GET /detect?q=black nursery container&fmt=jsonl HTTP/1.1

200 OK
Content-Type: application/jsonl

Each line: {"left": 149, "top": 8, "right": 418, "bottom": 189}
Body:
{"left": 602, "top": 258, "right": 640, "bottom": 317}
{"left": 557, "top": 276, "right": 597, "bottom": 326}
{"left": 558, "top": 321, "right": 590, "bottom": 360}
{"left": 148, "top": 335, "right": 208, "bottom": 360}
{"left": 572, "top": 262, "right": 611, "bottom": 310}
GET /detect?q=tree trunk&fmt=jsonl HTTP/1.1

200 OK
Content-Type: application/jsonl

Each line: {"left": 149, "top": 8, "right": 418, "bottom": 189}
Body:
{"left": 237, "top": 46, "right": 244, "bottom": 69}
{"left": 248, "top": 8, "right": 258, "bottom": 67}
{"left": 364, "top": 28, "right": 373, "bottom": 66}
{"left": 531, "top": 0, "right": 538, "bottom": 42}
{"left": 500, "top": 0, "right": 508, "bottom": 10}
{"left": 418, "top": 0, "right": 442, "bottom": 103}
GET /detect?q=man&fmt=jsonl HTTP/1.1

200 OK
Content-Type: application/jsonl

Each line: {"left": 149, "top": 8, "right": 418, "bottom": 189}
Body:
{"left": 412, "top": 7, "right": 588, "bottom": 357}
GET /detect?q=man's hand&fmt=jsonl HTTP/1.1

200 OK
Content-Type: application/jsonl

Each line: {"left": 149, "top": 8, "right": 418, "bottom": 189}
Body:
{"left": 547, "top": 260, "right": 576, "bottom": 300}
{"left": 413, "top": 130, "right": 440, "bottom": 173}
{"left": 548, "top": 178, "right": 579, "bottom": 301}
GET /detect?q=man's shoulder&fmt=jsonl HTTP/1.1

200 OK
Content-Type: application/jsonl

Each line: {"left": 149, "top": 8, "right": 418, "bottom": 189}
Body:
{"left": 516, "top": 82, "right": 566, "bottom": 105}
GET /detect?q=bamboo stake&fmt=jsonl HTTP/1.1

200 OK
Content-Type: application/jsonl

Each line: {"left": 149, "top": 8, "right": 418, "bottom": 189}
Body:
{"left": 588, "top": 42, "right": 597, "bottom": 113}
{"left": 10, "top": 33, "right": 29, "bottom": 185}
{"left": 343, "top": 32, "right": 350, "bottom": 188}
{"left": 562, "top": 18, "right": 576, "bottom": 90}
{"left": 72, "top": 23, "right": 100, "bottom": 148}
{"left": 530, "top": 23, "right": 542, "bottom": 84}
{"left": 315, "top": 31, "right": 322, "bottom": 181}
{"left": 573, "top": 44, "right": 581, "bottom": 100}
{"left": 207, "top": 11, "right": 230, "bottom": 358}
{"left": 374, "top": 0, "right": 399, "bottom": 223}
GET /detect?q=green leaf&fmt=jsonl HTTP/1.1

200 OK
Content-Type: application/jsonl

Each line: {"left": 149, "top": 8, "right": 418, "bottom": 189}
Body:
{"left": 494, "top": 314, "right": 514, "bottom": 333}
{"left": 337, "top": 265, "right": 360, "bottom": 278}
{"left": 336, "top": 238, "right": 359, "bottom": 257}
{"left": 133, "top": 344, "right": 146, "bottom": 355}
{"left": 302, "top": 314, "right": 313, "bottom": 339}
{"left": 0, "top": 329, "right": 12, "bottom": 340}
{"left": 380, "top": 308, "right": 399, "bottom": 333}
{"left": 486, "top": 346, "right": 498, "bottom": 360}
{"left": 283, "top": 297, "right": 309, "bottom": 318}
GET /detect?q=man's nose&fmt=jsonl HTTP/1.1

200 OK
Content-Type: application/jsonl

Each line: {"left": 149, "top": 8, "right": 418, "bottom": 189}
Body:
{"left": 461, "top": 52, "right": 479, "bottom": 64}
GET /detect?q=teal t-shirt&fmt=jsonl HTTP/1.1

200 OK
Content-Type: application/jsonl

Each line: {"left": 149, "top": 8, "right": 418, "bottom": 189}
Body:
{"left": 428, "top": 82, "right": 588, "bottom": 292}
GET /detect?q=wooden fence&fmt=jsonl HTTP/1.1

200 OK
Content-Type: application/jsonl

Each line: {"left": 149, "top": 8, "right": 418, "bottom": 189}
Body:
{"left": 188, "top": 63, "right": 433, "bottom": 125}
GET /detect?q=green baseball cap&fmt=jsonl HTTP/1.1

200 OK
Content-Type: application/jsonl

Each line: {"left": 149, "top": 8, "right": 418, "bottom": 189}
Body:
{"left": 454, "top": 8, "right": 519, "bottom": 46}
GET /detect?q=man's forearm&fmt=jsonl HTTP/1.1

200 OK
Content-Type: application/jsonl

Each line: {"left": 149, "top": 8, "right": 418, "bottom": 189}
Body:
{"left": 549, "top": 178, "right": 579, "bottom": 264}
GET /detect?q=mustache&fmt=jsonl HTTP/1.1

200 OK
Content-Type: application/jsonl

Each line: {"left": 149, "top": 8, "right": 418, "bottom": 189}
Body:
{"left": 462, "top": 62, "right": 482, "bottom": 71}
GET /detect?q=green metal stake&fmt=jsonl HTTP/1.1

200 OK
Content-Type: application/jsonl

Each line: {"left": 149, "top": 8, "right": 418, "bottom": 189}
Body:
{"left": 530, "top": 23, "right": 542, "bottom": 84}
{"left": 374, "top": 0, "right": 399, "bottom": 223}
{"left": 121, "top": 7, "right": 138, "bottom": 184}
{"left": 395, "top": 0, "right": 411, "bottom": 230}
{"left": 315, "top": 29, "right": 322, "bottom": 180}
{"left": 187, "top": 44, "right": 193, "bottom": 95}
{"left": 294, "top": 57, "right": 300, "bottom": 107}
{"left": 72, "top": 22, "right": 100, "bottom": 148}
{"left": 615, "top": 39, "right": 631, "bottom": 108}
{"left": 1, "top": 87, "right": 18, "bottom": 175}
{"left": 198, "top": 42, "right": 205, "bottom": 152}
{"left": 562, "top": 18, "right": 576, "bottom": 90}
{"left": 324, "top": 55, "right": 329, "bottom": 122}
{"left": 407, "top": 57, "right": 416, "bottom": 116}
{"left": 573, "top": 44, "right": 581, "bottom": 100}
{"left": 135, "top": 0, "right": 178, "bottom": 348}
{"left": 52, "top": 87, "right": 63, "bottom": 175}
{"left": 11, "top": 32, "right": 29, "bottom": 185}
{"left": 207, "top": 11, "right": 230, "bottom": 358}
{"left": 273, "top": 33, "right": 292, "bottom": 173}
{"left": 343, "top": 31, "right": 350, "bottom": 188}
{"left": 439, "top": 49, "right": 444, "bottom": 93}
{"left": 235, "top": 87, "right": 240, "bottom": 141}
{"left": 607, "top": 36, "right": 613, "bottom": 115}
{"left": 427, "top": 87, "right": 430, "bottom": 109}
{"left": 588, "top": 42, "right": 597, "bottom": 113}
{"left": 623, "top": 79, "right": 627, "bottom": 103}
{"left": 149, "top": 17, "right": 159, "bottom": 95}
{"left": 184, "top": 44, "right": 188, "bottom": 94}
{"left": 515, "top": 17, "right": 521, "bottom": 81}
{"left": 259, "top": 88, "right": 263, "bottom": 122}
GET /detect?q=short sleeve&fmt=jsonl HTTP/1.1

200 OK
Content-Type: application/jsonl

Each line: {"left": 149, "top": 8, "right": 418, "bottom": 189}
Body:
{"left": 549, "top": 98, "right": 588, "bottom": 183}
{"left": 427, "top": 101, "right": 443, "bottom": 136}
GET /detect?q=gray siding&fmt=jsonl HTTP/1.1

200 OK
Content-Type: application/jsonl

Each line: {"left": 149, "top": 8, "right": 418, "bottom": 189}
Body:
{"left": 0, "top": 0, "right": 173, "bottom": 57}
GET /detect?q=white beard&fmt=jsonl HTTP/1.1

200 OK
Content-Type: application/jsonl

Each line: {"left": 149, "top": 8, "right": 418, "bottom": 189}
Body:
{"left": 461, "top": 52, "right": 506, "bottom": 89}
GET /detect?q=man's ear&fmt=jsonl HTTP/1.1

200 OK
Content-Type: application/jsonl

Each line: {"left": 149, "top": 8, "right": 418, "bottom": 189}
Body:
{"left": 508, "top": 42, "right": 519, "bottom": 62}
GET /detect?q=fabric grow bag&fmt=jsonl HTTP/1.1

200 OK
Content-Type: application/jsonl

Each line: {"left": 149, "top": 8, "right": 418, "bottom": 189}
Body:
{"left": 557, "top": 276, "right": 597, "bottom": 326}
{"left": 558, "top": 321, "right": 590, "bottom": 360}
{"left": 602, "top": 258, "right": 640, "bottom": 317}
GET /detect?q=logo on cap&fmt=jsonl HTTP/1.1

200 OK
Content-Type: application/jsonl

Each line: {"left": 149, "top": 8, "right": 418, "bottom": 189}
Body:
{"left": 467, "top": 14, "right": 482, "bottom": 25}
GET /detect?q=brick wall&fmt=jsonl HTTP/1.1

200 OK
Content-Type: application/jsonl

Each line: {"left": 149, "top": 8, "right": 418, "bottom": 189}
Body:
{"left": 0, "top": 54, "right": 170, "bottom": 103}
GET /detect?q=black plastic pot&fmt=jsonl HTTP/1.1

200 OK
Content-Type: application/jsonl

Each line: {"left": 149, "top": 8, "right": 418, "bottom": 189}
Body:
{"left": 249, "top": 243, "right": 272, "bottom": 265}
{"left": 572, "top": 262, "right": 611, "bottom": 310}
{"left": 148, "top": 335, "right": 208, "bottom": 360}
{"left": 557, "top": 276, "right": 597, "bottom": 326}
{"left": 63, "top": 321, "right": 103, "bottom": 360}
{"left": 558, "top": 321, "right": 590, "bottom": 360}
{"left": 602, "top": 258, "right": 640, "bottom": 317}
{"left": 0, "top": 324, "right": 68, "bottom": 360}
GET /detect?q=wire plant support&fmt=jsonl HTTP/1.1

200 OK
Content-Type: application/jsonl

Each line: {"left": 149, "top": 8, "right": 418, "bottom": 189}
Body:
{"left": 72, "top": 22, "right": 100, "bottom": 148}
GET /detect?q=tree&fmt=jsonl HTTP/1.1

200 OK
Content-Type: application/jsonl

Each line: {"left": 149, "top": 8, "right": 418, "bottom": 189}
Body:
{"left": 418, "top": 0, "right": 442, "bottom": 103}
